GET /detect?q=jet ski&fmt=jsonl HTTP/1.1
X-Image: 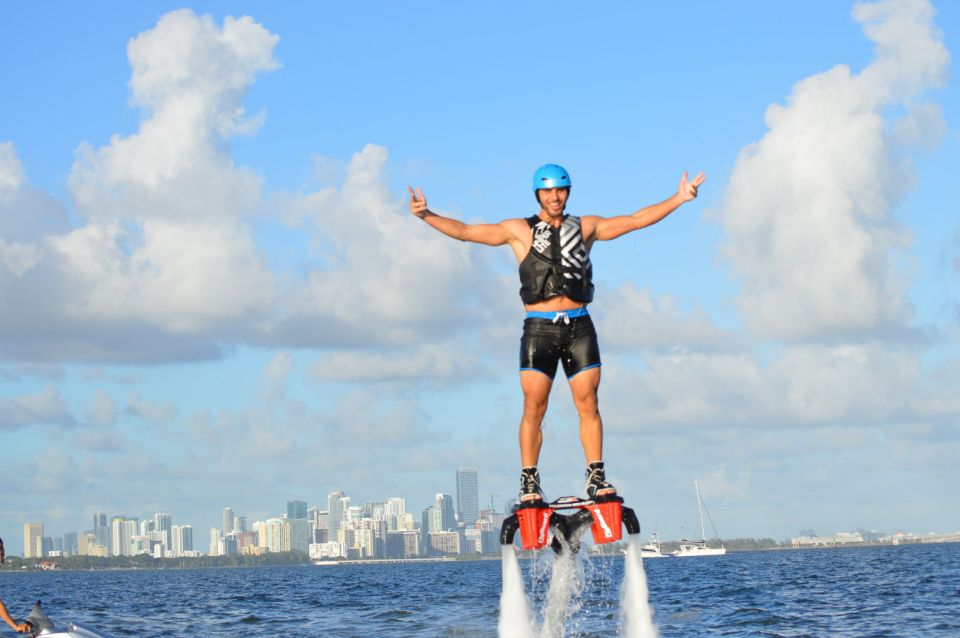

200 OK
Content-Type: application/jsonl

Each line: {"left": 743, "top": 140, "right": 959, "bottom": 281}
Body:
{"left": 21, "top": 601, "right": 113, "bottom": 638}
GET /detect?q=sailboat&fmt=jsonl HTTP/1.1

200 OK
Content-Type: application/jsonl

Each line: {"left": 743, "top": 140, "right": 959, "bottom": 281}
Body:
{"left": 672, "top": 481, "right": 726, "bottom": 557}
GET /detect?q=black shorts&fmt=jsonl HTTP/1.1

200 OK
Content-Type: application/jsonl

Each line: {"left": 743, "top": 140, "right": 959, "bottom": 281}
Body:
{"left": 519, "top": 311, "right": 601, "bottom": 380}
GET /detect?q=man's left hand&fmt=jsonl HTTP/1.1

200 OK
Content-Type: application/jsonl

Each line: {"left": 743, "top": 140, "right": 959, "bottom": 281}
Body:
{"left": 677, "top": 171, "right": 706, "bottom": 202}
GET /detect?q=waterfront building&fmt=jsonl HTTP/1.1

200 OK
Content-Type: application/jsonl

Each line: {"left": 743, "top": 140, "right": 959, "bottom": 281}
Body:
{"left": 327, "top": 491, "right": 347, "bottom": 541}
{"left": 385, "top": 530, "right": 420, "bottom": 558}
{"left": 222, "top": 508, "right": 236, "bottom": 535}
{"left": 23, "top": 522, "right": 43, "bottom": 559}
{"left": 432, "top": 493, "right": 456, "bottom": 532}
{"left": 209, "top": 527, "right": 223, "bottom": 556}
{"left": 456, "top": 468, "right": 480, "bottom": 526}
{"left": 429, "top": 531, "right": 461, "bottom": 556}
{"left": 78, "top": 533, "right": 108, "bottom": 557}
{"left": 309, "top": 541, "right": 346, "bottom": 560}
{"left": 309, "top": 508, "right": 330, "bottom": 543}
{"left": 287, "top": 500, "right": 308, "bottom": 520}
{"left": 363, "top": 500, "right": 386, "bottom": 520}
{"left": 218, "top": 535, "right": 238, "bottom": 556}
{"left": 171, "top": 525, "right": 193, "bottom": 557}
{"left": 258, "top": 518, "right": 290, "bottom": 552}
{"left": 62, "top": 532, "right": 78, "bottom": 556}
{"left": 229, "top": 530, "right": 259, "bottom": 554}
{"left": 154, "top": 512, "right": 172, "bottom": 549}
{"left": 111, "top": 517, "right": 137, "bottom": 557}
{"left": 94, "top": 512, "right": 110, "bottom": 552}
{"left": 288, "top": 517, "right": 311, "bottom": 553}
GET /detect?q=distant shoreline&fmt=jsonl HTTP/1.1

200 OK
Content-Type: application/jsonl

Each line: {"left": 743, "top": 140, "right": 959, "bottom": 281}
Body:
{"left": 2, "top": 538, "right": 957, "bottom": 572}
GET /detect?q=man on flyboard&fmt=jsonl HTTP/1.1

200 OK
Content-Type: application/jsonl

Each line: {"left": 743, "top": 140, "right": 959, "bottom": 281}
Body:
{"left": 409, "top": 165, "right": 704, "bottom": 503}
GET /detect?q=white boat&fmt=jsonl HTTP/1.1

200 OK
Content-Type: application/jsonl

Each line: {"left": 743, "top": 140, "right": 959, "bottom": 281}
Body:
{"left": 640, "top": 532, "right": 666, "bottom": 558}
{"left": 24, "top": 600, "right": 114, "bottom": 637}
{"left": 671, "top": 481, "right": 726, "bottom": 557}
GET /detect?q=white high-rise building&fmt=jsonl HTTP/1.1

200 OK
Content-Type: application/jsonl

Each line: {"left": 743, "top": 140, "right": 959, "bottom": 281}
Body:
{"left": 456, "top": 468, "right": 480, "bottom": 526}
{"left": 385, "top": 497, "right": 406, "bottom": 531}
{"left": 222, "top": 508, "right": 236, "bottom": 535}
{"left": 171, "top": 525, "right": 193, "bottom": 557}
{"left": 327, "top": 492, "right": 347, "bottom": 542}
{"left": 208, "top": 528, "right": 223, "bottom": 556}
{"left": 258, "top": 518, "right": 290, "bottom": 552}
{"left": 23, "top": 522, "right": 43, "bottom": 559}
{"left": 154, "top": 512, "right": 172, "bottom": 550}
{"left": 110, "top": 517, "right": 138, "bottom": 556}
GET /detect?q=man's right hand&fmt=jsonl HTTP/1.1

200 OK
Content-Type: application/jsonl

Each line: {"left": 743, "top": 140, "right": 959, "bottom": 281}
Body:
{"left": 408, "top": 186, "right": 429, "bottom": 218}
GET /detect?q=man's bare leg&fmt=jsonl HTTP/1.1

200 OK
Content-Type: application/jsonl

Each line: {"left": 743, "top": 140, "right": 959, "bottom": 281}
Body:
{"left": 518, "top": 370, "right": 552, "bottom": 500}
{"left": 569, "top": 366, "right": 616, "bottom": 497}
{"left": 519, "top": 370, "right": 552, "bottom": 466}
{"left": 568, "top": 366, "right": 602, "bottom": 462}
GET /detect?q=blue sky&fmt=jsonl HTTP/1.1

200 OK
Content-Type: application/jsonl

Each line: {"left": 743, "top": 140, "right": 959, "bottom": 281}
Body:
{"left": 1, "top": 0, "right": 958, "bottom": 554}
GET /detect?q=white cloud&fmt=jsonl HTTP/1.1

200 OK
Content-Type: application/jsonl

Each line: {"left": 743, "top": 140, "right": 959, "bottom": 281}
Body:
{"left": 126, "top": 391, "right": 177, "bottom": 424}
{"left": 0, "top": 142, "right": 24, "bottom": 193}
{"left": 260, "top": 351, "right": 295, "bottom": 401}
{"left": 597, "top": 281, "right": 733, "bottom": 352}
{"left": 0, "top": 238, "right": 41, "bottom": 277}
{"left": 0, "top": 11, "right": 281, "bottom": 361}
{"left": 308, "top": 343, "right": 486, "bottom": 384}
{"left": 68, "top": 10, "right": 277, "bottom": 224}
{"left": 717, "top": 0, "right": 948, "bottom": 341}
{"left": 0, "top": 387, "right": 74, "bottom": 429}
{"left": 602, "top": 343, "right": 953, "bottom": 432}
{"left": 50, "top": 219, "right": 276, "bottom": 332}
{"left": 87, "top": 390, "right": 118, "bottom": 426}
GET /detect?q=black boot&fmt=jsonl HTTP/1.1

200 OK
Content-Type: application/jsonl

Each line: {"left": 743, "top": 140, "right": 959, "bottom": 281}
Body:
{"left": 519, "top": 466, "right": 544, "bottom": 502}
{"left": 585, "top": 461, "right": 617, "bottom": 500}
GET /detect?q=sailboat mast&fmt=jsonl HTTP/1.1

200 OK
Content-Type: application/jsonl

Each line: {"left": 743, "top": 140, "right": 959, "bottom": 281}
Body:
{"left": 695, "top": 480, "right": 706, "bottom": 542}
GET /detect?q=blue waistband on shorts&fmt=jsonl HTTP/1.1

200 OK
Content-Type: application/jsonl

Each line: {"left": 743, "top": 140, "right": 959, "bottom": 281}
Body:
{"left": 525, "top": 307, "right": 589, "bottom": 321}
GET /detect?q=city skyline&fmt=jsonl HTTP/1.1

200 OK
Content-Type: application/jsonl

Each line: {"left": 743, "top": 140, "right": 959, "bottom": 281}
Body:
{"left": 7, "top": 468, "right": 492, "bottom": 557}
{"left": 11, "top": 479, "right": 511, "bottom": 561}
{"left": 2, "top": 1, "right": 959, "bottom": 546}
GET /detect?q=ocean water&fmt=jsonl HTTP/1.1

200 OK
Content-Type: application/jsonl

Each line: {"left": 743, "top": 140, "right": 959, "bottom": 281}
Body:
{"left": 1, "top": 543, "right": 958, "bottom": 637}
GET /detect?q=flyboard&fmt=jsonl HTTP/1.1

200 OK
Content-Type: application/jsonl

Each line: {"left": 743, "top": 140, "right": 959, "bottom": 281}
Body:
{"left": 500, "top": 493, "right": 641, "bottom": 553}
{"left": 498, "top": 493, "right": 658, "bottom": 638}
{"left": 20, "top": 601, "right": 114, "bottom": 638}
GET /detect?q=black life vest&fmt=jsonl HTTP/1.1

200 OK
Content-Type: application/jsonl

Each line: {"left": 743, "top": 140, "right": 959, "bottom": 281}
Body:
{"left": 518, "top": 215, "right": 594, "bottom": 304}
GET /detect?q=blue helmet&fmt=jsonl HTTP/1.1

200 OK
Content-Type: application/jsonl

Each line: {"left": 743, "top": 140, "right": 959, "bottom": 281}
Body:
{"left": 532, "top": 164, "right": 571, "bottom": 193}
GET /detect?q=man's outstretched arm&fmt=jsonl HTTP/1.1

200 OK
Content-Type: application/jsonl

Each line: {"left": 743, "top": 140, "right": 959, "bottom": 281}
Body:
{"left": 588, "top": 171, "right": 705, "bottom": 242}
{"left": 408, "top": 186, "right": 516, "bottom": 246}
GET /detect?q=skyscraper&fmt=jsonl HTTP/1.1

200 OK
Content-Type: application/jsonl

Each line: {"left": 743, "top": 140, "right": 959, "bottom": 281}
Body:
{"left": 93, "top": 512, "right": 110, "bottom": 552}
{"left": 287, "top": 500, "right": 308, "bottom": 520}
{"left": 456, "top": 468, "right": 480, "bottom": 526}
{"left": 433, "top": 493, "right": 456, "bottom": 532}
{"left": 209, "top": 528, "right": 223, "bottom": 556}
{"left": 155, "top": 512, "right": 172, "bottom": 550}
{"left": 172, "top": 525, "right": 193, "bottom": 556}
{"left": 222, "top": 508, "right": 236, "bottom": 535}
{"left": 327, "top": 491, "right": 347, "bottom": 541}
{"left": 110, "top": 517, "right": 137, "bottom": 557}
{"left": 23, "top": 522, "right": 43, "bottom": 559}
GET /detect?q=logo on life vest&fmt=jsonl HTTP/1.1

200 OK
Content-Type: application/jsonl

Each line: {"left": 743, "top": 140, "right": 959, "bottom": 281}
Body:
{"left": 532, "top": 224, "right": 551, "bottom": 254}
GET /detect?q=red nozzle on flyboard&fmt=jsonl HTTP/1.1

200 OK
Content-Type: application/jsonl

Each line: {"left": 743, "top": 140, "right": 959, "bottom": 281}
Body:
{"left": 500, "top": 494, "right": 641, "bottom": 554}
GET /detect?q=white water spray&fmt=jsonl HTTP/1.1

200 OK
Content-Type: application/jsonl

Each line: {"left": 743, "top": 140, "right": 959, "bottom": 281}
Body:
{"left": 499, "top": 545, "right": 536, "bottom": 638}
{"left": 621, "top": 536, "right": 659, "bottom": 638}
{"left": 539, "top": 542, "right": 584, "bottom": 638}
